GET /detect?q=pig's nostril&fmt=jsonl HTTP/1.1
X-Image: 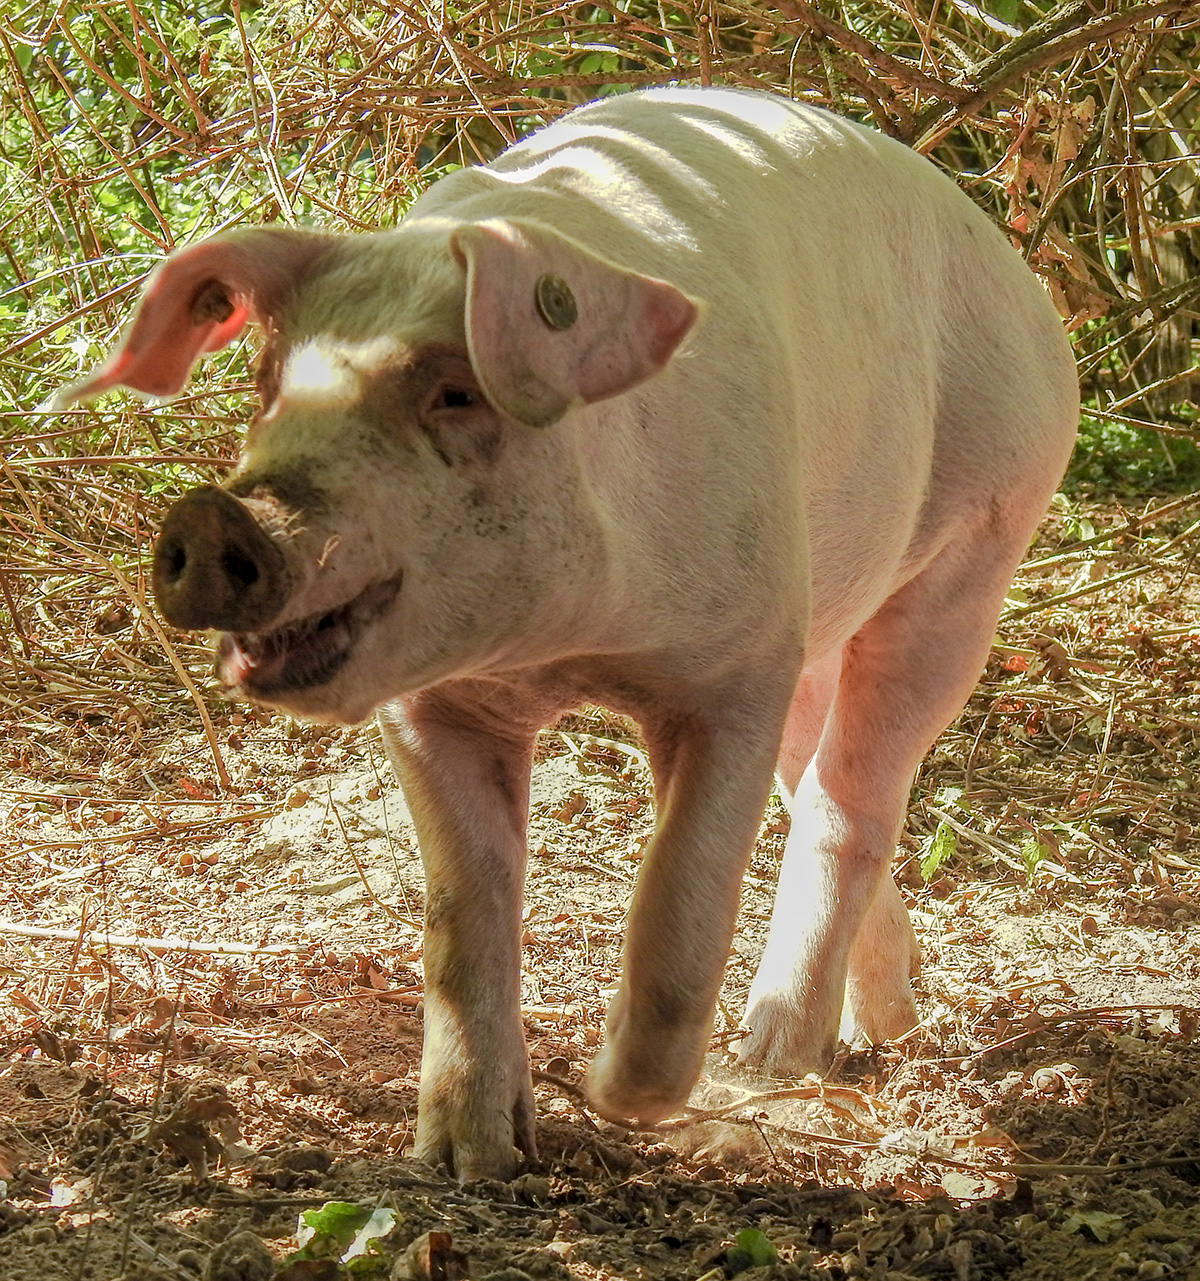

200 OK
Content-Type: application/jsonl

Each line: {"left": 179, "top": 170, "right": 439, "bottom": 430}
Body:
{"left": 153, "top": 485, "right": 286, "bottom": 632}
{"left": 222, "top": 549, "right": 260, "bottom": 589}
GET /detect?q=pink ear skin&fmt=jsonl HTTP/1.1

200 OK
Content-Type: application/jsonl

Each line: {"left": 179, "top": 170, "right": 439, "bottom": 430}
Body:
{"left": 450, "top": 220, "right": 701, "bottom": 428}
{"left": 51, "top": 228, "right": 337, "bottom": 409}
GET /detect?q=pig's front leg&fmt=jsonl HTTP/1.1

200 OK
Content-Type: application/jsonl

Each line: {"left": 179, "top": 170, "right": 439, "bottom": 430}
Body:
{"left": 586, "top": 681, "right": 791, "bottom": 1124}
{"left": 378, "top": 689, "right": 541, "bottom": 1181}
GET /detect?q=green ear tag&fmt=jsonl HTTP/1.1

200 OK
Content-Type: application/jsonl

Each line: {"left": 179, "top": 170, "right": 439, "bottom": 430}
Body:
{"left": 535, "top": 275, "right": 578, "bottom": 330}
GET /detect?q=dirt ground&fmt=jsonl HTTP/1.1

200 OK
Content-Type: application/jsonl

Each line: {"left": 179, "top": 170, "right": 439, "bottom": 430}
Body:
{"left": 1, "top": 490, "right": 1199, "bottom": 1281}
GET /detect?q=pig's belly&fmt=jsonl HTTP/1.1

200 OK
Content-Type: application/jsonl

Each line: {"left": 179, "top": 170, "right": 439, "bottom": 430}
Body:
{"left": 799, "top": 492, "right": 942, "bottom": 665}
{"left": 802, "top": 565, "right": 898, "bottom": 665}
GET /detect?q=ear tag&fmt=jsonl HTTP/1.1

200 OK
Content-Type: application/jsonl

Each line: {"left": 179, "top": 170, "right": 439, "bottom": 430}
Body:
{"left": 191, "top": 280, "right": 235, "bottom": 325}
{"left": 534, "top": 274, "right": 577, "bottom": 330}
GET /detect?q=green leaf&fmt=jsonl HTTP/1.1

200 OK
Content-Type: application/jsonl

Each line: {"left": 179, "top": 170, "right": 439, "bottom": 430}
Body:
{"left": 522, "top": 50, "right": 563, "bottom": 74}
{"left": 290, "top": 1202, "right": 396, "bottom": 1264}
{"left": 985, "top": 0, "right": 1021, "bottom": 23}
{"left": 577, "top": 50, "right": 620, "bottom": 74}
{"left": 342, "top": 1208, "right": 396, "bottom": 1262}
{"left": 723, "top": 1227, "right": 778, "bottom": 1273}
{"left": 920, "top": 820, "right": 958, "bottom": 882}
{"left": 296, "top": 1201, "right": 370, "bottom": 1255}
{"left": 1019, "top": 836, "right": 1051, "bottom": 881}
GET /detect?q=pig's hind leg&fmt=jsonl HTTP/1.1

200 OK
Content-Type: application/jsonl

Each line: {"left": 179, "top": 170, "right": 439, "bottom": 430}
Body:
{"left": 757, "top": 651, "right": 921, "bottom": 1053}
{"left": 738, "top": 505, "right": 1038, "bottom": 1076}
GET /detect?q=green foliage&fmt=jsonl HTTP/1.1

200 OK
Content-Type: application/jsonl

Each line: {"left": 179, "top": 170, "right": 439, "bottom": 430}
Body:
{"left": 1019, "top": 835, "right": 1053, "bottom": 883}
{"left": 1067, "top": 412, "right": 1200, "bottom": 495}
{"left": 984, "top": 0, "right": 1022, "bottom": 25}
{"left": 920, "top": 820, "right": 959, "bottom": 883}
{"left": 289, "top": 1202, "right": 396, "bottom": 1275}
{"left": 723, "top": 1227, "right": 779, "bottom": 1273}
{"left": 919, "top": 788, "right": 965, "bottom": 882}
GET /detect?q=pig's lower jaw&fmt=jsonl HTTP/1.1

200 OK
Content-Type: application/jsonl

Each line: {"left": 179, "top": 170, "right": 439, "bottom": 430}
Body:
{"left": 216, "top": 571, "right": 402, "bottom": 699}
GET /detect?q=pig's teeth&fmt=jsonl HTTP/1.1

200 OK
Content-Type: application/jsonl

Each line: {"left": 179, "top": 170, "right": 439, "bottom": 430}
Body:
{"left": 218, "top": 639, "right": 254, "bottom": 687}
{"left": 219, "top": 570, "right": 402, "bottom": 696}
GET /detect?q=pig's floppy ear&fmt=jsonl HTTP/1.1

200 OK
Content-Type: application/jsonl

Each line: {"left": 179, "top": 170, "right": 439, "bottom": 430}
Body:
{"left": 50, "top": 228, "right": 336, "bottom": 409}
{"left": 449, "top": 219, "right": 700, "bottom": 428}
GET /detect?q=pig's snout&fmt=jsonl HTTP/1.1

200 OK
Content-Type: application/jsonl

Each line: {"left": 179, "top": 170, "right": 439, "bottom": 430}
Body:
{"left": 153, "top": 485, "right": 287, "bottom": 632}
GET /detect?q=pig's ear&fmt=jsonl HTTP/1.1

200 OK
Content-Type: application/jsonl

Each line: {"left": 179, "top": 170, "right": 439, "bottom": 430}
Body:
{"left": 450, "top": 219, "right": 700, "bottom": 428}
{"left": 50, "top": 228, "right": 337, "bottom": 409}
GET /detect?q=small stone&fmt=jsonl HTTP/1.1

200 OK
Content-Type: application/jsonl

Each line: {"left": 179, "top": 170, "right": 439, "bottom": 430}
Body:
{"left": 204, "top": 1230, "right": 274, "bottom": 1281}
{"left": 513, "top": 1173, "right": 551, "bottom": 1202}
{"left": 274, "top": 1145, "right": 332, "bottom": 1173}
{"left": 1031, "top": 1067, "right": 1065, "bottom": 1095}
{"left": 509, "top": 1249, "right": 571, "bottom": 1280}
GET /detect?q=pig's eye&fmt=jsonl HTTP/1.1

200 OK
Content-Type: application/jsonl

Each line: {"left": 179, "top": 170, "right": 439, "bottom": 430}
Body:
{"left": 431, "top": 386, "right": 480, "bottom": 411}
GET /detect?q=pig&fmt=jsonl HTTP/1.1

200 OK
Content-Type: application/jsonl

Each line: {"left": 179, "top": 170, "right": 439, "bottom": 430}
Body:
{"left": 53, "top": 87, "right": 1079, "bottom": 1180}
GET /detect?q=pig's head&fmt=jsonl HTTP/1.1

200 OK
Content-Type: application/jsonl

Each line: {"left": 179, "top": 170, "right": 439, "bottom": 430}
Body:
{"left": 55, "top": 222, "right": 698, "bottom": 723}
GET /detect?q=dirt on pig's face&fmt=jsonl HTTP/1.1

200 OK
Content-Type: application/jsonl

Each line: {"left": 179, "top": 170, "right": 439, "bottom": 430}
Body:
{"left": 206, "top": 234, "right": 610, "bottom": 724}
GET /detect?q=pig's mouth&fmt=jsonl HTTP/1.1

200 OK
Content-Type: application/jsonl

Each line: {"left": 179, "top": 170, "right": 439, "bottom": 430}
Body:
{"left": 215, "top": 572, "right": 402, "bottom": 697}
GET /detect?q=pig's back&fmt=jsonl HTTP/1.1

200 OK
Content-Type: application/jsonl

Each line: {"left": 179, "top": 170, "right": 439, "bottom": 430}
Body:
{"left": 413, "top": 88, "right": 953, "bottom": 295}
{"left": 407, "top": 89, "right": 1076, "bottom": 659}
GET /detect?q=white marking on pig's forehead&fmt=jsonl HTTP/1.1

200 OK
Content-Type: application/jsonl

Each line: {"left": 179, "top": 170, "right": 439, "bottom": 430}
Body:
{"left": 273, "top": 335, "right": 402, "bottom": 413}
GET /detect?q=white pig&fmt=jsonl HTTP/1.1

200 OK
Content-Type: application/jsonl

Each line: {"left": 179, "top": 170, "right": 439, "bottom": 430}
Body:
{"left": 55, "top": 87, "right": 1079, "bottom": 1180}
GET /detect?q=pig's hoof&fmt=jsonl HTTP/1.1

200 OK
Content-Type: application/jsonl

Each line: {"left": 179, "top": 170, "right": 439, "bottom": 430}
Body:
{"left": 845, "top": 987, "right": 918, "bottom": 1046}
{"left": 413, "top": 1129, "right": 522, "bottom": 1182}
{"left": 734, "top": 993, "right": 838, "bottom": 1078}
{"left": 414, "top": 1077, "right": 537, "bottom": 1181}
{"left": 585, "top": 1045, "right": 690, "bottom": 1127}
